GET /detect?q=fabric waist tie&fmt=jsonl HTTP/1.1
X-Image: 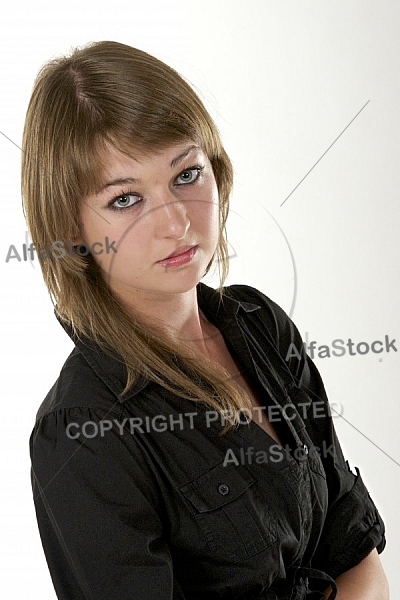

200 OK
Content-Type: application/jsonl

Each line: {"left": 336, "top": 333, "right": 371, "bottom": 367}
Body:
{"left": 297, "top": 566, "right": 337, "bottom": 598}
{"left": 261, "top": 566, "right": 338, "bottom": 599}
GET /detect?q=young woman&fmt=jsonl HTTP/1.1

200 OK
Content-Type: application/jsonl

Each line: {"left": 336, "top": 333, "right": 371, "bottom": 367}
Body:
{"left": 25, "top": 41, "right": 388, "bottom": 599}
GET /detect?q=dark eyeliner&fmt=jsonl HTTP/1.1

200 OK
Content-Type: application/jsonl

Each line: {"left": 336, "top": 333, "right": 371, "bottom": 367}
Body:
{"left": 106, "top": 164, "right": 204, "bottom": 211}
{"left": 175, "top": 165, "right": 205, "bottom": 185}
{"left": 107, "top": 190, "right": 142, "bottom": 212}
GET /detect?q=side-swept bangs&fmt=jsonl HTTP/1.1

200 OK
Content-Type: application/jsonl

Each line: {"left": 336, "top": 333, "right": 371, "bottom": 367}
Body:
{"left": 22, "top": 40, "right": 230, "bottom": 250}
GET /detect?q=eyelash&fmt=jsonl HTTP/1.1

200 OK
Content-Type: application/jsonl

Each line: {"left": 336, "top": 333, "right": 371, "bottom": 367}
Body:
{"left": 107, "top": 165, "right": 205, "bottom": 212}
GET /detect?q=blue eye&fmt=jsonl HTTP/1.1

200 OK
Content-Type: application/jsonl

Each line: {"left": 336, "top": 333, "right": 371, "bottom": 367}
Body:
{"left": 175, "top": 166, "right": 204, "bottom": 185}
{"left": 109, "top": 193, "right": 141, "bottom": 211}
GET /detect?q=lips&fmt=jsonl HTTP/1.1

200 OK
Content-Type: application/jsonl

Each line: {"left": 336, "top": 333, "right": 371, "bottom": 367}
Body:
{"left": 159, "top": 245, "right": 197, "bottom": 261}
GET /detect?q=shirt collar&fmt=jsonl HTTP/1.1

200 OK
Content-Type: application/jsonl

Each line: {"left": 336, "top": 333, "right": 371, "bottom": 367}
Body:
{"left": 55, "top": 281, "right": 261, "bottom": 401}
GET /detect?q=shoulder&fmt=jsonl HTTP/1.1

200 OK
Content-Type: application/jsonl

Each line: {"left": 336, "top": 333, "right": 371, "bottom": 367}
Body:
{"left": 34, "top": 344, "right": 122, "bottom": 423}
{"left": 224, "top": 283, "right": 309, "bottom": 385}
{"left": 224, "top": 283, "right": 299, "bottom": 349}
{"left": 30, "top": 344, "right": 149, "bottom": 481}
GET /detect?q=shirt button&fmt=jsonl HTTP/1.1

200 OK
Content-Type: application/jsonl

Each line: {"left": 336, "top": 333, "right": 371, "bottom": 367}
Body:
{"left": 218, "top": 484, "right": 230, "bottom": 496}
{"left": 303, "top": 444, "right": 309, "bottom": 455}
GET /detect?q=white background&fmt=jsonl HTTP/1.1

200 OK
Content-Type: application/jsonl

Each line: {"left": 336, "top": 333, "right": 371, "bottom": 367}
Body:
{"left": 1, "top": 0, "right": 399, "bottom": 597}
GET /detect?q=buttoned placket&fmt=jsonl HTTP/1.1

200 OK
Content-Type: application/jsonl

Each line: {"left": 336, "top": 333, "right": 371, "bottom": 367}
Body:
{"left": 218, "top": 311, "right": 337, "bottom": 598}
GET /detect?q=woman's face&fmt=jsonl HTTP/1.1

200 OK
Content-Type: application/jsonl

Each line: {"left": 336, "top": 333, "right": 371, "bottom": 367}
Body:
{"left": 75, "top": 141, "right": 220, "bottom": 305}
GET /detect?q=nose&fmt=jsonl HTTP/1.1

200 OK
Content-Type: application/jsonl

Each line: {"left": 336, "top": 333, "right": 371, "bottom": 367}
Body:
{"left": 153, "top": 195, "right": 190, "bottom": 239}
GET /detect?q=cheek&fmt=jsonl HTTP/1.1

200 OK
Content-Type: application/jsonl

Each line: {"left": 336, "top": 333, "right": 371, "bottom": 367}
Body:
{"left": 79, "top": 207, "right": 108, "bottom": 246}
{"left": 207, "top": 192, "right": 220, "bottom": 229}
{"left": 194, "top": 180, "right": 219, "bottom": 222}
{"left": 105, "top": 225, "right": 150, "bottom": 276}
{"left": 78, "top": 204, "right": 146, "bottom": 280}
{"left": 92, "top": 241, "right": 146, "bottom": 286}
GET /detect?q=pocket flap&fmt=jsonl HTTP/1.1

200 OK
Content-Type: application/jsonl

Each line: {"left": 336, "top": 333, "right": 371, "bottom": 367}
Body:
{"left": 180, "top": 462, "right": 255, "bottom": 513}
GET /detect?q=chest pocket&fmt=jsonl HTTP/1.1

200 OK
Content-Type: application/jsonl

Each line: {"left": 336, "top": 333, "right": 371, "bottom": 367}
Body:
{"left": 180, "top": 462, "right": 278, "bottom": 561}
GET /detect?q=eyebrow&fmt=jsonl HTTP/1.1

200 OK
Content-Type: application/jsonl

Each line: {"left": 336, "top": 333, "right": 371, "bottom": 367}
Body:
{"left": 96, "top": 144, "right": 200, "bottom": 194}
{"left": 170, "top": 144, "right": 199, "bottom": 168}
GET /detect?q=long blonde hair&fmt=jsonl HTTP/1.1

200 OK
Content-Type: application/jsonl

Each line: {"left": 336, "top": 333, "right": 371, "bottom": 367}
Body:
{"left": 21, "top": 40, "right": 252, "bottom": 432}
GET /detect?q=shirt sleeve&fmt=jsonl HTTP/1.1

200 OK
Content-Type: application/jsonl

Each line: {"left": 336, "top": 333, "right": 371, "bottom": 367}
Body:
{"left": 260, "top": 290, "right": 387, "bottom": 579}
{"left": 292, "top": 352, "right": 386, "bottom": 579}
{"left": 30, "top": 407, "right": 187, "bottom": 600}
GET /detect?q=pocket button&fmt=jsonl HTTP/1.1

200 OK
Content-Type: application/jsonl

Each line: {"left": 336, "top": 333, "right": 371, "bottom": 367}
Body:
{"left": 218, "top": 483, "right": 230, "bottom": 496}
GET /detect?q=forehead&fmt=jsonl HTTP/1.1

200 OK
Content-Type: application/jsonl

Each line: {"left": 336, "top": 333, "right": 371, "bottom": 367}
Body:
{"left": 106, "top": 140, "right": 200, "bottom": 163}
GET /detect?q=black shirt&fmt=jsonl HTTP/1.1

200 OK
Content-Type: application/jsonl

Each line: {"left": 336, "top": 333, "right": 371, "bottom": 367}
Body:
{"left": 30, "top": 282, "right": 386, "bottom": 599}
